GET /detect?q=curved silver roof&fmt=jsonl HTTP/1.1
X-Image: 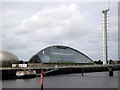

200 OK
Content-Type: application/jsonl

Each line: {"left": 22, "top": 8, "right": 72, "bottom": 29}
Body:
{"left": 29, "top": 45, "right": 94, "bottom": 63}
{"left": 0, "top": 51, "right": 19, "bottom": 62}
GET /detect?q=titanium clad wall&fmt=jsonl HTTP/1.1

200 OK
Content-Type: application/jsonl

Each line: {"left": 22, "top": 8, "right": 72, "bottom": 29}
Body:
{"left": 0, "top": 51, "right": 19, "bottom": 62}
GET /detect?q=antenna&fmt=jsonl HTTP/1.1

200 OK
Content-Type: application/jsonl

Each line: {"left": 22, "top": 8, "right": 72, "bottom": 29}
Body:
{"left": 108, "top": 0, "right": 110, "bottom": 11}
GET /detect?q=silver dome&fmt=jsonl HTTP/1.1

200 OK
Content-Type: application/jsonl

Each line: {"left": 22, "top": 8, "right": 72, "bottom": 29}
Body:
{"left": 0, "top": 51, "right": 19, "bottom": 62}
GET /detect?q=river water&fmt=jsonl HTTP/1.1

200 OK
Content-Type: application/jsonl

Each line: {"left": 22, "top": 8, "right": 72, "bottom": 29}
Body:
{"left": 1, "top": 71, "right": 119, "bottom": 88}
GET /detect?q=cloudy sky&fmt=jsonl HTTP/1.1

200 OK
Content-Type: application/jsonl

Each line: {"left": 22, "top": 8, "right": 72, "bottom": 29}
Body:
{"left": 0, "top": 0, "right": 119, "bottom": 61}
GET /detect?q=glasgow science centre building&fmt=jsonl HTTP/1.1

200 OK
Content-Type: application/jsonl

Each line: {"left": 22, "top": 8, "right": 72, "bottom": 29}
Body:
{"left": 29, "top": 45, "right": 94, "bottom": 64}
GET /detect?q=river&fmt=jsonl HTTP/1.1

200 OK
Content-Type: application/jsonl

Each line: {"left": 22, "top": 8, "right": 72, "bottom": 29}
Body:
{"left": 1, "top": 71, "right": 119, "bottom": 88}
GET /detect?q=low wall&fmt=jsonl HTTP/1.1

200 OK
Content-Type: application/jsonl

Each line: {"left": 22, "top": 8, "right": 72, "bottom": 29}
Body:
{"left": 1, "top": 69, "right": 17, "bottom": 80}
{"left": 1, "top": 64, "right": 120, "bottom": 79}
{"left": 38, "top": 65, "right": 120, "bottom": 76}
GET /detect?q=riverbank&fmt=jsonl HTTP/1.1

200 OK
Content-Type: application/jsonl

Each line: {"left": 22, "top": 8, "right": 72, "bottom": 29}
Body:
{"left": 1, "top": 64, "right": 120, "bottom": 80}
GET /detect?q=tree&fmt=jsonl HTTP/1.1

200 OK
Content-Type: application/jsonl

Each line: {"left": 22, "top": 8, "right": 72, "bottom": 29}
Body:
{"left": 117, "top": 61, "right": 120, "bottom": 64}
{"left": 94, "top": 60, "right": 103, "bottom": 64}
{"left": 109, "top": 60, "right": 114, "bottom": 64}
{"left": 25, "top": 61, "right": 28, "bottom": 64}
{"left": 19, "top": 60, "right": 23, "bottom": 64}
{"left": 2, "top": 61, "right": 11, "bottom": 67}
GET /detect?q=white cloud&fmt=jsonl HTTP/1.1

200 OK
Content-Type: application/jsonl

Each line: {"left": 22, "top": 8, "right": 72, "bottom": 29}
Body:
{"left": 2, "top": 2, "right": 118, "bottom": 60}
{"left": 17, "top": 4, "right": 92, "bottom": 43}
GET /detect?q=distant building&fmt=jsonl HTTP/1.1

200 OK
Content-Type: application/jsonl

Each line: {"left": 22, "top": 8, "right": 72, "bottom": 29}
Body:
{"left": 29, "top": 45, "right": 94, "bottom": 64}
{"left": 0, "top": 51, "right": 19, "bottom": 67}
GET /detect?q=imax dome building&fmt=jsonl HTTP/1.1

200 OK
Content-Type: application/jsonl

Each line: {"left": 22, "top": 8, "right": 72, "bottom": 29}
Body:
{"left": 29, "top": 45, "right": 94, "bottom": 64}
{"left": 0, "top": 51, "right": 19, "bottom": 67}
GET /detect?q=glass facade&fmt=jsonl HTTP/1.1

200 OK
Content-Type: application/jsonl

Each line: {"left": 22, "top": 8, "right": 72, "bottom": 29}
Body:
{"left": 29, "top": 45, "right": 94, "bottom": 63}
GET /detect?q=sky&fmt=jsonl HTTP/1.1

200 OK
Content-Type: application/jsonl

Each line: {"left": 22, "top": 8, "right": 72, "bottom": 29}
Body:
{"left": 0, "top": 0, "right": 119, "bottom": 61}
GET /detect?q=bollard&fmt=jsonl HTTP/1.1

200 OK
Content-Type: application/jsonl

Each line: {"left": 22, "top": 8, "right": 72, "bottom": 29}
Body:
{"left": 82, "top": 68, "right": 84, "bottom": 76}
{"left": 40, "top": 70, "right": 44, "bottom": 90}
{"left": 109, "top": 69, "right": 113, "bottom": 76}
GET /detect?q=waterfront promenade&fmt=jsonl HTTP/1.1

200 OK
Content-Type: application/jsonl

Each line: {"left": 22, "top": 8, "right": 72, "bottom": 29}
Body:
{"left": 1, "top": 64, "right": 120, "bottom": 79}
{"left": 1, "top": 64, "right": 120, "bottom": 70}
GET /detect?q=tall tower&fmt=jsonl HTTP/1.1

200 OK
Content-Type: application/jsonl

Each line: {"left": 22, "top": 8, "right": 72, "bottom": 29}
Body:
{"left": 102, "top": 9, "right": 109, "bottom": 65}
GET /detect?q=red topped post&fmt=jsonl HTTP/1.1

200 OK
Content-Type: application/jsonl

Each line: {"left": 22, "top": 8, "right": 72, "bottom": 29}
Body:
{"left": 40, "top": 70, "right": 44, "bottom": 90}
